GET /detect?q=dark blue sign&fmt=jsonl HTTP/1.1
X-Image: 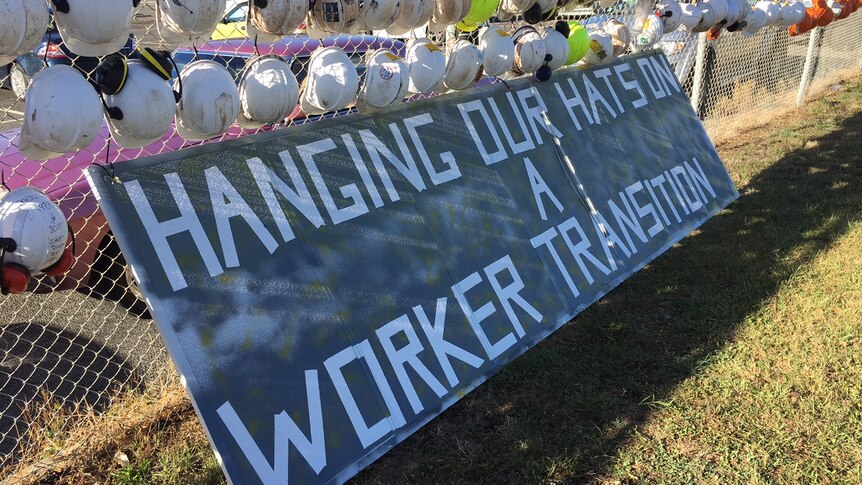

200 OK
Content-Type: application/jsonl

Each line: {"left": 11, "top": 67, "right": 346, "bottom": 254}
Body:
{"left": 88, "top": 51, "right": 738, "bottom": 485}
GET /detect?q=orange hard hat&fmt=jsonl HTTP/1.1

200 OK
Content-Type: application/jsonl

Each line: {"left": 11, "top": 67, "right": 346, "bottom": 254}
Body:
{"left": 789, "top": 10, "right": 815, "bottom": 36}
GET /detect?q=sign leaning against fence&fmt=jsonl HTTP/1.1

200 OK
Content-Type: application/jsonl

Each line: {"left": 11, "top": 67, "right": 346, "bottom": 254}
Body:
{"left": 88, "top": 51, "right": 739, "bottom": 485}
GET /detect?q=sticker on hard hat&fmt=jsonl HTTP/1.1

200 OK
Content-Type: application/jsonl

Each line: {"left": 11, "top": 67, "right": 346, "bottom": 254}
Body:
{"left": 424, "top": 42, "right": 441, "bottom": 51}
{"left": 322, "top": 1, "right": 341, "bottom": 22}
{"left": 496, "top": 30, "right": 511, "bottom": 37}
{"left": 384, "top": 52, "right": 400, "bottom": 61}
{"left": 590, "top": 39, "right": 608, "bottom": 59}
{"left": 378, "top": 66, "right": 394, "bottom": 80}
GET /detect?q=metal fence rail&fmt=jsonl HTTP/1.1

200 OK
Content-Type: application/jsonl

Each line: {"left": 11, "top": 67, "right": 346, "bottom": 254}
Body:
{"left": 0, "top": 0, "right": 861, "bottom": 479}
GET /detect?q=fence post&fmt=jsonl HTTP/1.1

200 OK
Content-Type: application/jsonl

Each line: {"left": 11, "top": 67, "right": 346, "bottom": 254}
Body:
{"left": 797, "top": 27, "right": 824, "bottom": 106}
{"left": 690, "top": 32, "right": 708, "bottom": 115}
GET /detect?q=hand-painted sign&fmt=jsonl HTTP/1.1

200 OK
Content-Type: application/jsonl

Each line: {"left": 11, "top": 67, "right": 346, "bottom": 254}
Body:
{"left": 88, "top": 51, "right": 738, "bottom": 484}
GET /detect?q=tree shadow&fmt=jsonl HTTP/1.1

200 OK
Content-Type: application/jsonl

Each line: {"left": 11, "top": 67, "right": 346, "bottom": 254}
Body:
{"left": 352, "top": 107, "right": 862, "bottom": 483}
{"left": 0, "top": 322, "right": 144, "bottom": 471}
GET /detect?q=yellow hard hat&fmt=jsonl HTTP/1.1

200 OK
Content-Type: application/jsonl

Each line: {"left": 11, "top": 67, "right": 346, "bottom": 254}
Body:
{"left": 566, "top": 21, "right": 590, "bottom": 64}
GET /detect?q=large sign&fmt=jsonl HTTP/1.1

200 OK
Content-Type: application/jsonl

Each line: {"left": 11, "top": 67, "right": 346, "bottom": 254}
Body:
{"left": 88, "top": 51, "right": 738, "bottom": 484}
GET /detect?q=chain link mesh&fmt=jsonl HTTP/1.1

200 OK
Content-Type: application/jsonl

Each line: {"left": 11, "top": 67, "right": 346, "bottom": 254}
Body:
{"left": 0, "top": 0, "right": 860, "bottom": 479}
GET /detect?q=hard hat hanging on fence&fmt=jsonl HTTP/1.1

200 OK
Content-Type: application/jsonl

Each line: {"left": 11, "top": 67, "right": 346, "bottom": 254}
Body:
{"left": 456, "top": 0, "right": 500, "bottom": 31}
{"left": 692, "top": 0, "right": 728, "bottom": 32}
{"left": 358, "top": 0, "right": 403, "bottom": 31}
{"left": 97, "top": 57, "right": 178, "bottom": 149}
{"left": 405, "top": 38, "right": 446, "bottom": 94}
{"left": 443, "top": 38, "right": 483, "bottom": 91}
{"left": 565, "top": 21, "right": 590, "bottom": 65}
{"left": 582, "top": 28, "right": 613, "bottom": 66}
{"left": 52, "top": 0, "right": 136, "bottom": 57}
{"left": 0, "top": 187, "right": 72, "bottom": 295}
{"left": 388, "top": 0, "right": 435, "bottom": 35}
{"left": 655, "top": 0, "right": 683, "bottom": 32}
{"left": 541, "top": 22, "right": 570, "bottom": 72}
{"left": 0, "top": 0, "right": 50, "bottom": 59}
{"left": 778, "top": 1, "right": 808, "bottom": 27}
{"left": 499, "top": 0, "right": 536, "bottom": 16}
{"left": 429, "top": 0, "right": 470, "bottom": 32}
{"left": 478, "top": 26, "right": 515, "bottom": 77}
{"left": 604, "top": 18, "right": 631, "bottom": 58}
{"left": 237, "top": 56, "right": 299, "bottom": 129}
{"left": 678, "top": 3, "right": 703, "bottom": 31}
{"left": 738, "top": 6, "right": 767, "bottom": 35}
{"left": 156, "top": 0, "right": 226, "bottom": 48}
{"left": 247, "top": 0, "right": 309, "bottom": 42}
{"left": 308, "top": 0, "right": 361, "bottom": 36}
{"left": 522, "top": 0, "right": 555, "bottom": 24}
{"left": 358, "top": 49, "right": 409, "bottom": 112}
{"left": 300, "top": 46, "right": 359, "bottom": 114}
{"left": 18, "top": 65, "right": 102, "bottom": 161}
{"left": 175, "top": 60, "right": 240, "bottom": 141}
{"left": 510, "top": 26, "right": 547, "bottom": 75}
{"left": 633, "top": 14, "right": 664, "bottom": 52}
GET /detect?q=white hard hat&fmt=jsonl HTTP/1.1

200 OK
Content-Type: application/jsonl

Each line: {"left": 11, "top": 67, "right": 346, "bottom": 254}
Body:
{"left": 405, "top": 38, "right": 446, "bottom": 94}
{"left": 430, "top": 0, "right": 470, "bottom": 31}
{"left": 756, "top": 0, "right": 782, "bottom": 26}
{"left": 17, "top": 65, "right": 102, "bottom": 161}
{"left": 308, "top": 0, "right": 361, "bottom": 36}
{"left": 656, "top": 0, "right": 683, "bottom": 32}
{"left": 478, "top": 26, "right": 514, "bottom": 77}
{"left": 0, "top": 0, "right": 50, "bottom": 58}
{"left": 511, "top": 26, "right": 546, "bottom": 75}
{"left": 604, "top": 18, "right": 630, "bottom": 58}
{"left": 582, "top": 28, "right": 613, "bottom": 66}
{"left": 740, "top": 5, "right": 767, "bottom": 34}
{"left": 595, "top": 0, "right": 617, "bottom": 7}
{"left": 443, "top": 38, "right": 482, "bottom": 91}
{"left": 499, "top": 0, "right": 535, "bottom": 14}
{"left": 779, "top": 1, "right": 807, "bottom": 27}
{"left": 693, "top": 0, "right": 727, "bottom": 31}
{"left": 52, "top": 0, "right": 134, "bottom": 57}
{"left": 359, "top": 0, "right": 403, "bottom": 30}
{"left": 724, "top": 0, "right": 746, "bottom": 27}
{"left": 357, "top": 49, "right": 409, "bottom": 112}
{"left": 247, "top": 0, "right": 308, "bottom": 42}
{"left": 541, "top": 26, "right": 569, "bottom": 72}
{"left": 678, "top": 3, "right": 703, "bottom": 30}
{"left": 633, "top": 14, "right": 665, "bottom": 52}
{"left": 388, "top": 0, "right": 435, "bottom": 35}
{"left": 157, "top": 0, "right": 227, "bottom": 48}
{"left": 175, "top": 60, "right": 240, "bottom": 141}
{"left": 102, "top": 60, "right": 177, "bottom": 149}
{"left": 300, "top": 47, "right": 359, "bottom": 114}
{"left": 0, "top": 187, "right": 67, "bottom": 274}
{"left": 238, "top": 56, "right": 299, "bottom": 129}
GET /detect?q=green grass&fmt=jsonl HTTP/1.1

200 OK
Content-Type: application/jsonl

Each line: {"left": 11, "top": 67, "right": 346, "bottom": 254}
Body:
{"left": 59, "top": 81, "right": 862, "bottom": 484}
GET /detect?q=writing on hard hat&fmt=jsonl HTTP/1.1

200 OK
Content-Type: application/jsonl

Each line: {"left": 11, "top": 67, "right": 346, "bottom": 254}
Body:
{"left": 0, "top": 187, "right": 72, "bottom": 295}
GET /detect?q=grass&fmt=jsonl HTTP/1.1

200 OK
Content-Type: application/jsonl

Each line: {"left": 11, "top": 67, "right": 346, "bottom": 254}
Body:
{"left": 20, "top": 78, "right": 862, "bottom": 484}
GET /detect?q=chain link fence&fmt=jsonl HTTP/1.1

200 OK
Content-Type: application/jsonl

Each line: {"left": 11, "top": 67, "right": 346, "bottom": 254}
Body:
{"left": 0, "top": 0, "right": 860, "bottom": 480}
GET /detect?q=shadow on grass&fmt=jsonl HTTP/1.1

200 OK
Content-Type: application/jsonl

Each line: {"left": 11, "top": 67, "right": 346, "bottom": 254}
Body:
{"left": 353, "top": 103, "right": 862, "bottom": 483}
{"left": 0, "top": 322, "right": 144, "bottom": 472}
